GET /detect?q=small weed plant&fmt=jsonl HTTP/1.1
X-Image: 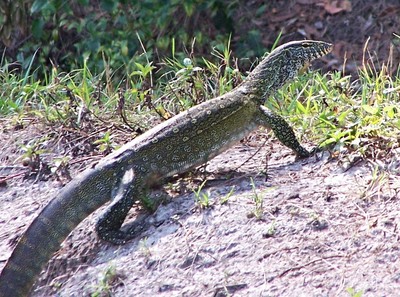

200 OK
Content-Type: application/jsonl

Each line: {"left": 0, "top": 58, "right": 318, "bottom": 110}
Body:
{"left": 220, "top": 186, "right": 236, "bottom": 205}
{"left": 249, "top": 177, "right": 264, "bottom": 220}
{"left": 193, "top": 180, "right": 212, "bottom": 209}
{"left": 91, "top": 265, "right": 119, "bottom": 297}
{"left": 1, "top": 38, "right": 399, "bottom": 182}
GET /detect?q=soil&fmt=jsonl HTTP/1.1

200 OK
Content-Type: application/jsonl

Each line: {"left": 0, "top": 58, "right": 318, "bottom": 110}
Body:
{"left": 1, "top": 1, "right": 400, "bottom": 296}
{"left": 1, "top": 123, "right": 399, "bottom": 297}
{"left": 238, "top": 0, "right": 400, "bottom": 75}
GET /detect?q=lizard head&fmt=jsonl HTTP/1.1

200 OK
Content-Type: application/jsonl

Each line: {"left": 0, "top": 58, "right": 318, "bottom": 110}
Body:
{"left": 279, "top": 39, "right": 332, "bottom": 65}
{"left": 247, "top": 40, "right": 333, "bottom": 99}
{"left": 266, "top": 40, "right": 332, "bottom": 75}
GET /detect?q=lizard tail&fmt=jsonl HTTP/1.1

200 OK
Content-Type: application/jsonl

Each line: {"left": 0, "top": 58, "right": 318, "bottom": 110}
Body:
{"left": 0, "top": 167, "right": 114, "bottom": 297}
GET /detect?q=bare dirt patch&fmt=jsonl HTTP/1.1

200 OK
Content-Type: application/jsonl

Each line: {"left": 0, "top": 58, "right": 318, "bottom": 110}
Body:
{"left": 1, "top": 1, "right": 400, "bottom": 296}
{"left": 238, "top": 0, "right": 400, "bottom": 75}
{"left": 1, "top": 123, "right": 399, "bottom": 297}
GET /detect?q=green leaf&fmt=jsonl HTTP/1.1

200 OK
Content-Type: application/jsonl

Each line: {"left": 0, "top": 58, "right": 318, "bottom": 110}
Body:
{"left": 337, "top": 109, "right": 352, "bottom": 124}
{"left": 395, "top": 119, "right": 400, "bottom": 129}
{"left": 383, "top": 105, "right": 397, "bottom": 119}
{"left": 295, "top": 100, "right": 306, "bottom": 114}
{"left": 100, "top": 0, "right": 117, "bottom": 12}
{"left": 362, "top": 104, "right": 379, "bottom": 115}
{"left": 319, "top": 137, "right": 338, "bottom": 147}
{"left": 183, "top": 2, "right": 195, "bottom": 17}
{"left": 32, "top": 19, "right": 44, "bottom": 39}
{"left": 31, "top": 0, "right": 47, "bottom": 13}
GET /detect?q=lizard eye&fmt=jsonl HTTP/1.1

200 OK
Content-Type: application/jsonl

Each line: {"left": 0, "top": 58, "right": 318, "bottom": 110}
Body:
{"left": 302, "top": 42, "right": 313, "bottom": 48}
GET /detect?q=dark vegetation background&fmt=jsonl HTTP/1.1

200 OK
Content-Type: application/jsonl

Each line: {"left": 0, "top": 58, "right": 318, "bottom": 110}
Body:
{"left": 1, "top": 0, "right": 399, "bottom": 81}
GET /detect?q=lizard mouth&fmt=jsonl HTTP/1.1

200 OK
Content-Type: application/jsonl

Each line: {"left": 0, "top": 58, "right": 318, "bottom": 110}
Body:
{"left": 323, "top": 43, "right": 334, "bottom": 55}
{"left": 311, "top": 42, "right": 333, "bottom": 63}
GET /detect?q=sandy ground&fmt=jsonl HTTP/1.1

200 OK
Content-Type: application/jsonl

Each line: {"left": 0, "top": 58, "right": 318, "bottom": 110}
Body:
{"left": 1, "top": 126, "right": 400, "bottom": 297}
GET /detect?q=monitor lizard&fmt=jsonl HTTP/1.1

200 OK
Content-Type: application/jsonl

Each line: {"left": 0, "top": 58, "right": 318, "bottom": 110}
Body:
{"left": 0, "top": 40, "right": 332, "bottom": 296}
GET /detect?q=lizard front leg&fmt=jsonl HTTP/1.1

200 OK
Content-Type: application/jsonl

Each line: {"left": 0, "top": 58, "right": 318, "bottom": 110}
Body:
{"left": 256, "top": 105, "right": 310, "bottom": 158}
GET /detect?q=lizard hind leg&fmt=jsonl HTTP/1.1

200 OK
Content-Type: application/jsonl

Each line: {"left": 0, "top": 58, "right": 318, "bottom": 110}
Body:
{"left": 95, "top": 169, "right": 145, "bottom": 245}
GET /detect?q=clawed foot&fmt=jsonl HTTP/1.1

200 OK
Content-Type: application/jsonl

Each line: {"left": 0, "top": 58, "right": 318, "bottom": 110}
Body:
{"left": 96, "top": 214, "right": 154, "bottom": 245}
{"left": 296, "top": 146, "right": 323, "bottom": 160}
{"left": 309, "top": 146, "right": 323, "bottom": 155}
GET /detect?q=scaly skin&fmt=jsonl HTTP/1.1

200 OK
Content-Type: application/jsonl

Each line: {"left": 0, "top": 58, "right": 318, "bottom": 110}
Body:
{"left": 0, "top": 40, "right": 332, "bottom": 296}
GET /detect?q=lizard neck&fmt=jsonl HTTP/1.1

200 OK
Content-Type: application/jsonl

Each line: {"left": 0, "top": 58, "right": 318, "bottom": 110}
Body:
{"left": 242, "top": 50, "right": 301, "bottom": 103}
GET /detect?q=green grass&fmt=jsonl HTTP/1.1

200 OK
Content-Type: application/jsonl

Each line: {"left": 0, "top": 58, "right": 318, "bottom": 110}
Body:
{"left": 193, "top": 179, "right": 212, "bottom": 209}
{"left": 1, "top": 41, "right": 399, "bottom": 170}
{"left": 91, "top": 265, "right": 120, "bottom": 297}
{"left": 249, "top": 177, "right": 264, "bottom": 220}
{"left": 269, "top": 63, "right": 400, "bottom": 161}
